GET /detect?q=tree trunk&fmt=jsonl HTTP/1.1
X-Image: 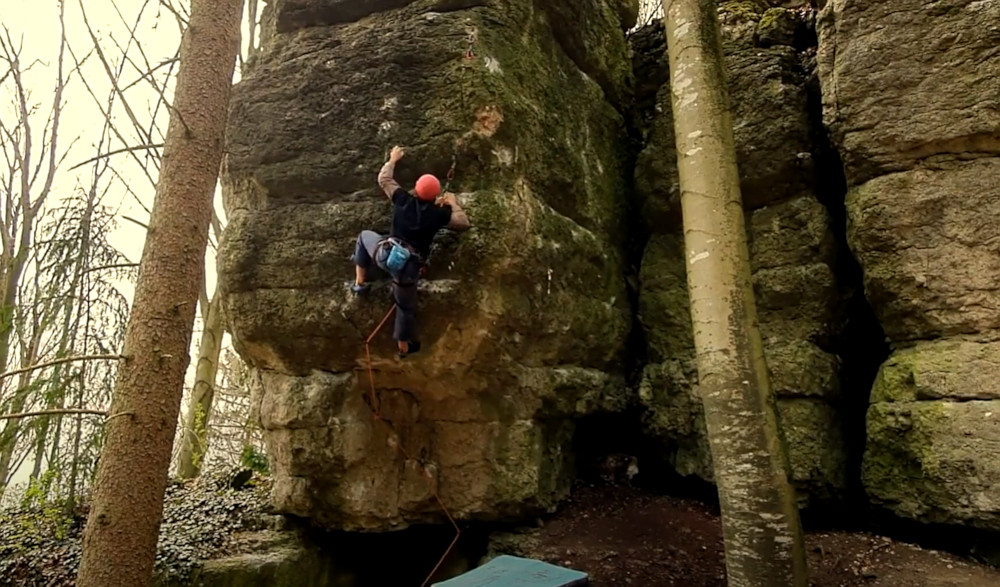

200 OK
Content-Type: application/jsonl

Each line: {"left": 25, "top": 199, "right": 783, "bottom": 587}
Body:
{"left": 0, "top": 368, "right": 36, "bottom": 492}
{"left": 75, "top": 2, "right": 243, "bottom": 585}
{"left": 28, "top": 417, "right": 47, "bottom": 480}
{"left": 0, "top": 331, "right": 43, "bottom": 494}
{"left": 175, "top": 291, "right": 224, "bottom": 479}
{"left": 67, "top": 370, "right": 85, "bottom": 509}
{"left": 661, "top": 1, "right": 808, "bottom": 585}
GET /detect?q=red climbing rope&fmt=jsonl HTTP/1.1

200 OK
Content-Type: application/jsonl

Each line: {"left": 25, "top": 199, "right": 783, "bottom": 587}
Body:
{"left": 363, "top": 303, "right": 461, "bottom": 586}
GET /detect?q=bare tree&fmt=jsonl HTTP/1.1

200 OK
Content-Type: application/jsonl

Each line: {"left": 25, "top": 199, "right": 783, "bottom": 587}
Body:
{"left": 0, "top": 3, "right": 70, "bottom": 390}
{"left": 76, "top": 1, "right": 244, "bottom": 584}
{"left": 0, "top": 152, "right": 133, "bottom": 502}
{"left": 636, "top": 0, "right": 664, "bottom": 30}
{"left": 0, "top": 1, "right": 73, "bottom": 497}
{"left": 175, "top": 283, "right": 224, "bottom": 478}
{"left": 71, "top": 0, "right": 257, "bottom": 482}
{"left": 662, "top": 0, "right": 808, "bottom": 584}
{"left": 193, "top": 347, "right": 265, "bottom": 473}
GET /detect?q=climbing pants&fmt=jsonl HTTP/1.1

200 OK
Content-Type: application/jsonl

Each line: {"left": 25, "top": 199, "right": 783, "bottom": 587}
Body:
{"left": 352, "top": 230, "right": 422, "bottom": 343}
{"left": 352, "top": 230, "right": 385, "bottom": 271}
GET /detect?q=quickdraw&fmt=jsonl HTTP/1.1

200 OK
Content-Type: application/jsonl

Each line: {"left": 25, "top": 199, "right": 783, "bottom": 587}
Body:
{"left": 464, "top": 26, "right": 477, "bottom": 60}
{"left": 441, "top": 151, "right": 458, "bottom": 193}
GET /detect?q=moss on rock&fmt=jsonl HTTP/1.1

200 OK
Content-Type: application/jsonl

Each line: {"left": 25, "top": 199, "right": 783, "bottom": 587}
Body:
{"left": 863, "top": 398, "right": 1000, "bottom": 531}
{"left": 637, "top": 200, "right": 845, "bottom": 502}
{"left": 870, "top": 339, "right": 1000, "bottom": 404}
{"left": 717, "top": 0, "right": 768, "bottom": 51}
{"left": 756, "top": 7, "right": 799, "bottom": 47}
{"left": 634, "top": 46, "right": 816, "bottom": 236}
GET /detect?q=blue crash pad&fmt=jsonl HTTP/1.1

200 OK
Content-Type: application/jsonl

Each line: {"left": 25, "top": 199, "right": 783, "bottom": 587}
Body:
{"left": 432, "top": 555, "right": 589, "bottom": 587}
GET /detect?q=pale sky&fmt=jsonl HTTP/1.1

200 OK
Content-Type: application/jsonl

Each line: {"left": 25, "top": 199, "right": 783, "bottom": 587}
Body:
{"left": 1, "top": 0, "right": 259, "bottom": 295}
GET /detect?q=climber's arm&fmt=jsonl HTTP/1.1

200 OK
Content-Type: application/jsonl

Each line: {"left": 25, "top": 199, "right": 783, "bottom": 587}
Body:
{"left": 377, "top": 146, "right": 404, "bottom": 199}
{"left": 439, "top": 193, "right": 471, "bottom": 232}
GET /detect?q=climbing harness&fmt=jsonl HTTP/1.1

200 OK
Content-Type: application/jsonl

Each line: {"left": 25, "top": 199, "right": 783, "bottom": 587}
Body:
{"left": 377, "top": 236, "right": 428, "bottom": 283}
{"left": 362, "top": 303, "right": 460, "bottom": 586}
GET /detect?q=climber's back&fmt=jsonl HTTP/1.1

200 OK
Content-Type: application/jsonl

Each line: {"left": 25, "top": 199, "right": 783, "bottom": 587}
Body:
{"left": 388, "top": 186, "right": 453, "bottom": 259}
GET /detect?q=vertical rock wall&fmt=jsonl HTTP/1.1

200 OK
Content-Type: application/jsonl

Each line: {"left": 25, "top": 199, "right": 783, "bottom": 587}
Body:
{"left": 216, "top": 0, "right": 1000, "bottom": 535}
{"left": 817, "top": 0, "right": 1000, "bottom": 530}
{"left": 219, "top": 0, "right": 636, "bottom": 530}
{"left": 633, "top": 2, "right": 849, "bottom": 504}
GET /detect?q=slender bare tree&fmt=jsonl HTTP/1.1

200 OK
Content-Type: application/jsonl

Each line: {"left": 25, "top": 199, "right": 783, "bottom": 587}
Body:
{"left": 175, "top": 287, "right": 224, "bottom": 479}
{"left": 76, "top": 0, "right": 244, "bottom": 584}
{"left": 0, "top": 3, "right": 70, "bottom": 391}
{"left": 0, "top": 1, "right": 75, "bottom": 497}
{"left": 661, "top": 0, "right": 808, "bottom": 585}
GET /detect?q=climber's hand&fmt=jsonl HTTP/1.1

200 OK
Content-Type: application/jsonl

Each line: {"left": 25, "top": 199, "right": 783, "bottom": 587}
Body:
{"left": 437, "top": 193, "right": 458, "bottom": 207}
{"left": 389, "top": 145, "right": 405, "bottom": 163}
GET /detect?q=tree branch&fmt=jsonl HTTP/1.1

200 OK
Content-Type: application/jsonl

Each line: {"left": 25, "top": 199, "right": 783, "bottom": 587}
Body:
{"left": 83, "top": 262, "right": 139, "bottom": 275}
{"left": 122, "top": 215, "right": 149, "bottom": 231}
{"left": 66, "top": 43, "right": 160, "bottom": 190}
{"left": 69, "top": 143, "right": 164, "bottom": 171}
{"left": 158, "top": 0, "right": 190, "bottom": 31}
{"left": 0, "top": 354, "right": 124, "bottom": 381}
{"left": 0, "top": 408, "right": 107, "bottom": 421}
{"left": 77, "top": 0, "right": 157, "bottom": 171}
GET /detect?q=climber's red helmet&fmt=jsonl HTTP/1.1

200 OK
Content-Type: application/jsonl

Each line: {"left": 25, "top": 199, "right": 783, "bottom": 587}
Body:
{"left": 415, "top": 174, "right": 441, "bottom": 201}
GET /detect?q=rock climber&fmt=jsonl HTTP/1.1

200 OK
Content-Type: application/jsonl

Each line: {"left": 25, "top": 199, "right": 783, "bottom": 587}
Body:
{"left": 351, "top": 145, "right": 471, "bottom": 358}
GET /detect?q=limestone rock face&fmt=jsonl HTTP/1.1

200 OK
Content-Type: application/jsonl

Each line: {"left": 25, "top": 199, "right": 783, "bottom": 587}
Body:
{"left": 633, "top": 12, "right": 847, "bottom": 503}
{"left": 846, "top": 159, "right": 1000, "bottom": 343}
{"left": 220, "top": 0, "right": 633, "bottom": 530}
{"left": 817, "top": 0, "right": 1000, "bottom": 186}
{"left": 818, "top": 0, "right": 1000, "bottom": 528}
{"left": 634, "top": 42, "right": 816, "bottom": 230}
{"left": 638, "top": 203, "right": 847, "bottom": 501}
{"left": 862, "top": 340, "right": 1000, "bottom": 531}
{"left": 157, "top": 530, "right": 352, "bottom": 587}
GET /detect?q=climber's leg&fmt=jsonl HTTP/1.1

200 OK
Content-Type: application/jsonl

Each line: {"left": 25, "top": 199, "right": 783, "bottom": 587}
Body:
{"left": 393, "top": 283, "right": 419, "bottom": 355}
{"left": 351, "top": 230, "right": 384, "bottom": 293}
{"left": 392, "top": 261, "right": 422, "bottom": 357}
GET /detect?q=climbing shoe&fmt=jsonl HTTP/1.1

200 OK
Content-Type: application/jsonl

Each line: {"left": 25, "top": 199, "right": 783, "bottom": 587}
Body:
{"left": 398, "top": 340, "right": 421, "bottom": 359}
{"left": 351, "top": 283, "right": 370, "bottom": 295}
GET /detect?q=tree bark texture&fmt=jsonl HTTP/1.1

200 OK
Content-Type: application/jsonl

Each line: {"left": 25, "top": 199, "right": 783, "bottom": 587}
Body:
{"left": 175, "top": 292, "right": 224, "bottom": 479}
{"left": 661, "top": 1, "right": 808, "bottom": 585}
{"left": 75, "top": 1, "right": 243, "bottom": 585}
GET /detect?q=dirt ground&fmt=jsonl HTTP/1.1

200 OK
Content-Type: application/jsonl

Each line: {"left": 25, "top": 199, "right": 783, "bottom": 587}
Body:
{"left": 516, "top": 484, "right": 1000, "bottom": 587}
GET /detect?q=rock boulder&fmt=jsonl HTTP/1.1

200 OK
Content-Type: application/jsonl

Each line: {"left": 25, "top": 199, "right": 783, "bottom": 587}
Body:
{"left": 817, "top": 0, "right": 1000, "bottom": 186}
{"left": 818, "top": 0, "right": 1000, "bottom": 530}
{"left": 634, "top": 39, "right": 817, "bottom": 230}
{"left": 863, "top": 340, "right": 1000, "bottom": 531}
{"left": 637, "top": 200, "right": 847, "bottom": 501}
{"left": 220, "top": 0, "right": 633, "bottom": 530}
{"left": 846, "top": 159, "right": 1000, "bottom": 343}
